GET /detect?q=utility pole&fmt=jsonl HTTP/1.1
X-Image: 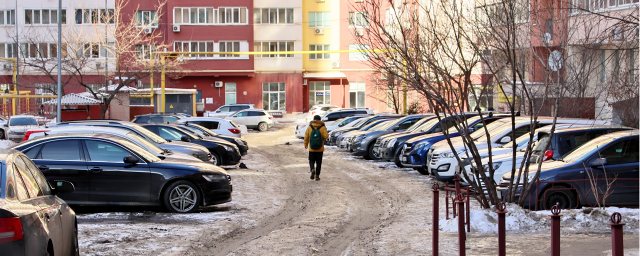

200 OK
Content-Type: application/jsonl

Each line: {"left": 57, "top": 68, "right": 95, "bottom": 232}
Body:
{"left": 15, "top": 0, "right": 20, "bottom": 115}
{"left": 56, "top": 0, "right": 61, "bottom": 121}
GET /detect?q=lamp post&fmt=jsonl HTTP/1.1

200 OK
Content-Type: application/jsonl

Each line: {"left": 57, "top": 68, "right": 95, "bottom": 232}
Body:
{"left": 56, "top": 0, "right": 61, "bottom": 121}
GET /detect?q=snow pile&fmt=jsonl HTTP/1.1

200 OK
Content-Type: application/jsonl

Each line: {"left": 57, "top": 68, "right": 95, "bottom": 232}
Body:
{"left": 439, "top": 204, "right": 639, "bottom": 234}
{"left": 0, "top": 140, "right": 16, "bottom": 149}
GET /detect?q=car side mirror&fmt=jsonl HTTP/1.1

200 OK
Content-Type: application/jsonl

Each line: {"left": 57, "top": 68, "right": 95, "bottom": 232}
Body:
{"left": 52, "top": 180, "right": 75, "bottom": 194}
{"left": 591, "top": 158, "right": 607, "bottom": 167}
{"left": 181, "top": 135, "right": 191, "bottom": 142}
{"left": 123, "top": 155, "right": 139, "bottom": 164}
{"left": 216, "top": 110, "right": 221, "bottom": 113}
{"left": 499, "top": 137, "right": 511, "bottom": 144}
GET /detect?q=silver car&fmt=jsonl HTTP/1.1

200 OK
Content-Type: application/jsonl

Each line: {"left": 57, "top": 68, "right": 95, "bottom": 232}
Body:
{"left": 5, "top": 115, "right": 40, "bottom": 142}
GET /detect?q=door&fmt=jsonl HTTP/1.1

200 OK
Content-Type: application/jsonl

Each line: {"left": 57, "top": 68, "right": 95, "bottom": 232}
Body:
{"left": 26, "top": 140, "right": 89, "bottom": 203}
{"left": 587, "top": 138, "right": 639, "bottom": 205}
{"left": 83, "top": 139, "right": 151, "bottom": 203}
{"left": 225, "top": 83, "right": 236, "bottom": 104}
{"left": 228, "top": 111, "right": 250, "bottom": 126}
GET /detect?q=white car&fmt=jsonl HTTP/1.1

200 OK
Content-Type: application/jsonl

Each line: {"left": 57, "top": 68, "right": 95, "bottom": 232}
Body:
{"left": 204, "top": 104, "right": 254, "bottom": 118}
{"left": 308, "top": 104, "right": 339, "bottom": 118}
{"left": 224, "top": 109, "right": 274, "bottom": 132}
{"left": 295, "top": 115, "right": 366, "bottom": 139}
{"left": 5, "top": 115, "right": 40, "bottom": 142}
{"left": 24, "top": 126, "right": 202, "bottom": 162}
{"left": 176, "top": 117, "right": 244, "bottom": 137}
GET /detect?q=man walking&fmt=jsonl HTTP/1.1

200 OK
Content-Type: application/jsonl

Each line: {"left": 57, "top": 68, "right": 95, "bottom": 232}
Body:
{"left": 304, "top": 115, "right": 329, "bottom": 181}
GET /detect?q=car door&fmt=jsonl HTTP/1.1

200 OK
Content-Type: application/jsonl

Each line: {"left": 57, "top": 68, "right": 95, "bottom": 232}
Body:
{"left": 14, "top": 155, "right": 65, "bottom": 256}
{"left": 24, "top": 140, "right": 89, "bottom": 203}
{"left": 83, "top": 139, "right": 151, "bottom": 203}
{"left": 228, "top": 111, "right": 250, "bottom": 126}
{"left": 586, "top": 138, "right": 639, "bottom": 205}
{"left": 193, "top": 120, "right": 221, "bottom": 134}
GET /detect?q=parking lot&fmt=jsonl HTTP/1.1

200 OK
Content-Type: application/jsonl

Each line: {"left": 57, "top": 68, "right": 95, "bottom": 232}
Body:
{"left": 73, "top": 120, "right": 639, "bottom": 255}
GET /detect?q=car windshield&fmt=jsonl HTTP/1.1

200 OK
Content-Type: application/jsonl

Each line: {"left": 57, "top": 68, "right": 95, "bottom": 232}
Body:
{"left": 367, "top": 121, "right": 391, "bottom": 131}
{"left": 130, "top": 125, "right": 168, "bottom": 144}
{"left": 471, "top": 120, "right": 511, "bottom": 142}
{"left": 415, "top": 119, "right": 440, "bottom": 132}
{"left": 172, "top": 126, "right": 199, "bottom": 139}
{"left": 406, "top": 118, "right": 431, "bottom": 132}
{"left": 180, "top": 126, "right": 204, "bottom": 139}
{"left": 361, "top": 121, "right": 384, "bottom": 131}
{"left": 562, "top": 136, "right": 615, "bottom": 163}
{"left": 446, "top": 116, "right": 483, "bottom": 133}
{"left": 353, "top": 118, "right": 374, "bottom": 128}
{"left": 340, "top": 117, "right": 363, "bottom": 127}
{"left": 10, "top": 117, "right": 37, "bottom": 126}
{"left": 124, "top": 132, "right": 165, "bottom": 154}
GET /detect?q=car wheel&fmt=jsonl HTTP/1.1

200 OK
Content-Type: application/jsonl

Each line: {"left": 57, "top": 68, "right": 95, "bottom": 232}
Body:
{"left": 258, "top": 122, "right": 268, "bottom": 132}
{"left": 0, "top": 129, "right": 5, "bottom": 140}
{"left": 163, "top": 180, "right": 202, "bottom": 213}
{"left": 393, "top": 154, "right": 404, "bottom": 168}
{"left": 211, "top": 153, "right": 221, "bottom": 166}
{"left": 416, "top": 167, "right": 429, "bottom": 175}
{"left": 541, "top": 187, "right": 576, "bottom": 210}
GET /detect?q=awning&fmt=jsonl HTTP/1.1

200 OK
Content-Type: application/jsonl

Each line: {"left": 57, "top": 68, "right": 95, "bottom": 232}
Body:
{"left": 99, "top": 85, "right": 138, "bottom": 92}
{"left": 43, "top": 93, "right": 102, "bottom": 105}
{"left": 303, "top": 72, "right": 347, "bottom": 79}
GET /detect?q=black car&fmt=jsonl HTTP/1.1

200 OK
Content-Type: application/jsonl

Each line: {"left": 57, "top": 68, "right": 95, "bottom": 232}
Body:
{"left": 143, "top": 124, "right": 241, "bottom": 166}
{"left": 0, "top": 149, "right": 78, "bottom": 256}
{"left": 178, "top": 122, "right": 249, "bottom": 156}
{"left": 132, "top": 114, "right": 185, "bottom": 124}
{"left": 12, "top": 134, "right": 233, "bottom": 213}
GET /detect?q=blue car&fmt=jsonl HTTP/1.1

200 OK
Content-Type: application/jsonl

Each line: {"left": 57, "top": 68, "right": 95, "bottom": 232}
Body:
{"left": 398, "top": 115, "right": 510, "bottom": 174}
{"left": 498, "top": 130, "right": 639, "bottom": 210}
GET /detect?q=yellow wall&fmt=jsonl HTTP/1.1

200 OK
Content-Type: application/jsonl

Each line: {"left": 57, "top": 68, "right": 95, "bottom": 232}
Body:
{"left": 302, "top": 0, "right": 339, "bottom": 71}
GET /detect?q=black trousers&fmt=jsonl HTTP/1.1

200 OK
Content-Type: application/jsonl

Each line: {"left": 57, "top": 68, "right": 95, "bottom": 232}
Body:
{"left": 309, "top": 152, "right": 324, "bottom": 176}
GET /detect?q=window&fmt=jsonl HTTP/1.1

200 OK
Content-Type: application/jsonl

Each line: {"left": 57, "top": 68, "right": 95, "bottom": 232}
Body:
{"left": 135, "top": 44, "right": 156, "bottom": 60}
{"left": 225, "top": 83, "right": 236, "bottom": 104}
{"left": 85, "top": 140, "right": 135, "bottom": 162}
{"left": 349, "top": 44, "right": 370, "bottom": 61}
{"left": 309, "top": 45, "right": 330, "bottom": 60}
{"left": 614, "top": 50, "right": 621, "bottom": 81}
{"left": 0, "top": 10, "right": 16, "bottom": 25}
{"left": 174, "top": 41, "right": 215, "bottom": 58}
{"left": 219, "top": 41, "right": 241, "bottom": 57}
{"left": 309, "top": 81, "right": 331, "bottom": 108}
{"left": 157, "top": 127, "right": 184, "bottom": 141}
{"left": 308, "top": 12, "right": 330, "bottom": 27}
{"left": 23, "top": 144, "right": 42, "bottom": 159}
{"left": 135, "top": 10, "right": 157, "bottom": 27}
{"left": 18, "top": 43, "right": 68, "bottom": 59}
{"left": 597, "top": 139, "right": 639, "bottom": 165}
{"left": 349, "top": 12, "right": 369, "bottom": 28}
{"left": 219, "top": 7, "right": 248, "bottom": 24}
{"left": 25, "top": 9, "right": 66, "bottom": 25}
{"left": 0, "top": 43, "right": 17, "bottom": 58}
{"left": 255, "top": 41, "right": 294, "bottom": 58}
{"left": 262, "top": 82, "right": 286, "bottom": 111}
{"left": 254, "top": 8, "right": 294, "bottom": 24}
{"left": 41, "top": 140, "right": 81, "bottom": 160}
{"left": 572, "top": 0, "right": 638, "bottom": 13}
{"left": 349, "top": 82, "right": 365, "bottom": 108}
{"left": 386, "top": 89, "right": 394, "bottom": 110}
{"left": 17, "top": 156, "right": 51, "bottom": 196}
{"left": 75, "top": 9, "right": 113, "bottom": 24}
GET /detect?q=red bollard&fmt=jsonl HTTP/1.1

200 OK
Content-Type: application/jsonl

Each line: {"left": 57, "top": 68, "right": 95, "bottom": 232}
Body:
{"left": 432, "top": 183, "right": 439, "bottom": 256}
{"left": 453, "top": 173, "right": 461, "bottom": 196}
{"left": 456, "top": 193, "right": 466, "bottom": 256}
{"left": 496, "top": 202, "right": 508, "bottom": 256}
{"left": 610, "top": 212, "right": 625, "bottom": 256}
{"left": 549, "top": 205, "right": 562, "bottom": 256}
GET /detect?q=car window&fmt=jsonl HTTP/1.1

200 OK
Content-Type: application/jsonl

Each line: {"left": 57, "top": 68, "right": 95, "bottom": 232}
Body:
{"left": 13, "top": 160, "right": 42, "bottom": 198}
{"left": 166, "top": 116, "right": 179, "bottom": 123}
{"left": 158, "top": 127, "right": 183, "bottom": 141}
{"left": 230, "top": 106, "right": 244, "bottom": 111}
{"left": 129, "top": 125, "right": 168, "bottom": 144}
{"left": 598, "top": 139, "right": 639, "bottom": 165}
{"left": 191, "top": 124, "right": 217, "bottom": 136}
{"left": 236, "top": 112, "right": 248, "bottom": 117}
{"left": 40, "top": 140, "right": 81, "bottom": 161}
{"left": 198, "top": 121, "right": 219, "bottom": 130}
{"left": 218, "top": 106, "right": 230, "bottom": 112}
{"left": 4, "top": 165, "right": 16, "bottom": 200}
{"left": 85, "top": 140, "right": 135, "bottom": 163}
{"left": 248, "top": 111, "right": 259, "bottom": 116}
{"left": 397, "top": 120, "right": 416, "bottom": 130}
{"left": 18, "top": 156, "right": 51, "bottom": 196}
{"left": 355, "top": 110, "right": 367, "bottom": 114}
{"left": 259, "top": 112, "right": 266, "bottom": 116}
{"left": 229, "top": 121, "right": 240, "bottom": 128}
{"left": 23, "top": 144, "right": 43, "bottom": 159}
{"left": 9, "top": 117, "right": 37, "bottom": 126}
{"left": 124, "top": 132, "right": 164, "bottom": 154}
{"left": 339, "top": 112, "right": 355, "bottom": 118}
{"left": 12, "top": 168, "right": 30, "bottom": 201}
{"left": 134, "top": 116, "right": 150, "bottom": 123}
{"left": 150, "top": 116, "right": 165, "bottom": 124}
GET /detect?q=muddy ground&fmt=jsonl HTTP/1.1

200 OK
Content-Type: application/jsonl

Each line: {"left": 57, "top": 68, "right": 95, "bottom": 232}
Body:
{"left": 77, "top": 121, "right": 639, "bottom": 256}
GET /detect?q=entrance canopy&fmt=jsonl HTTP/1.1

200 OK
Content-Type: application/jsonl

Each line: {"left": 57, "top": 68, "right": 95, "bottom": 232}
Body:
{"left": 43, "top": 93, "right": 102, "bottom": 105}
{"left": 303, "top": 72, "right": 346, "bottom": 79}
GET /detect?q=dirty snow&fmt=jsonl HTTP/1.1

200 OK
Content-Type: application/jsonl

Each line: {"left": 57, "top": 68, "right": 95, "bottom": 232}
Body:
{"left": 0, "top": 140, "right": 16, "bottom": 149}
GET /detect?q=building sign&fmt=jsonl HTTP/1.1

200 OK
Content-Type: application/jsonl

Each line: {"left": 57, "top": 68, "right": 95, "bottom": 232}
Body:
{"left": 270, "top": 111, "right": 283, "bottom": 118}
{"left": 316, "top": 92, "right": 330, "bottom": 96}
{"left": 205, "top": 98, "right": 213, "bottom": 104}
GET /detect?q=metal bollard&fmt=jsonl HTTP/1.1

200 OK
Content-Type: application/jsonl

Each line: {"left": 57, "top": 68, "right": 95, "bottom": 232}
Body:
{"left": 453, "top": 173, "right": 461, "bottom": 195}
{"left": 456, "top": 193, "right": 466, "bottom": 256}
{"left": 549, "top": 205, "right": 562, "bottom": 256}
{"left": 496, "top": 202, "right": 507, "bottom": 256}
{"left": 432, "top": 183, "right": 439, "bottom": 256}
{"left": 610, "top": 212, "right": 625, "bottom": 256}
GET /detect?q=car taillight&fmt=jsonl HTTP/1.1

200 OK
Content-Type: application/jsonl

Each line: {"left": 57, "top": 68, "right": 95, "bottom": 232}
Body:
{"left": 228, "top": 128, "right": 241, "bottom": 134}
{"left": 23, "top": 130, "right": 50, "bottom": 141}
{"left": 268, "top": 116, "right": 272, "bottom": 120}
{"left": 542, "top": 150, "right": 553, "bottom": 161}
{"left": 0, "top": 217, "right": 23, "bottom": 243}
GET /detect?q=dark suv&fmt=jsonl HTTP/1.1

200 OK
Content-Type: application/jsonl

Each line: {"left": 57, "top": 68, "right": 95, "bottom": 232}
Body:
{"left": 132, "top": 114, "right": 185, "bottom": 124}
{"left": 531, "top": 126, "right": 633, "bottom": 163}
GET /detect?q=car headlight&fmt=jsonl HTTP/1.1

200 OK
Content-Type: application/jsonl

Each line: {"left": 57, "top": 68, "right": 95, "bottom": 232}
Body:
{"left": 234, "top": 139, "right": 244, "bottom": 145}
{"left": 223, "top": 145, "right": 234, "bottom": 151}
{"left": 482, "top": 161, "right": 502, "bottom": 171}
{"left": 387, "top": 138, "right": 397, "bottom": 148}
{"left": 354, "top": 134, "right": 366, "bottom": 143}
{"left": 202, "top": 174, "right": 227, "bottom": 182}
{"left": 441, "top": 150, "right": 466, "bottom": 158}
{"left": 415, "top": 142, "right": 429, "bottom": 150}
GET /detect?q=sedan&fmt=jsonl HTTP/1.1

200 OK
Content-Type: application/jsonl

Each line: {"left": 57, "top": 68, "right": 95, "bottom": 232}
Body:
{"left": 0, "top": 149, "right": 78, "bottom": 256}
{"left": 177, "top": 122, "right": 249, "bottom": 156}
{"left": 12, "top": 134, "right": 233, "bottom": 213}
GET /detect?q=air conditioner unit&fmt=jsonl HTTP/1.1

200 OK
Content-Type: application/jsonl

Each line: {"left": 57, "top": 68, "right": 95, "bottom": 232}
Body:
{"left": 173, "top": 25, "right": 180, "bottom": 32}
{"left": 355, "top": 29, "right": 364, "bottom": 36}
{"left": 611, "top": 27, "right": 624, "bottom": 41}
{"left": 302, "top": 79, "right": 308, "bottom": 85}
{"left": 314, "top": 28, "right": 324, "bottom": 35}
{"left": 542, "top": 33, "right": 551, "bottom": 44}
{"left": 144, "top": 27, "right": 153, "bottom": 35}
{"left": 214, "top": 81, "right": 223, "bottom": 88}
{"left": 331, "top": 60, "right": 340, "bottom": 69}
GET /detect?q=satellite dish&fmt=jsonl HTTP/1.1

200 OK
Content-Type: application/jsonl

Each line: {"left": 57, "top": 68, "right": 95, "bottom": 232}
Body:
{"left": 548, "top": 50, "right": 563, "bottom": 72}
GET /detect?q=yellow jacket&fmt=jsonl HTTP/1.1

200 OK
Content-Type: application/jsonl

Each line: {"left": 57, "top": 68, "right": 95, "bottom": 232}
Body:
{"left": 304, "top": 120, "right": 329, "bottom": 152}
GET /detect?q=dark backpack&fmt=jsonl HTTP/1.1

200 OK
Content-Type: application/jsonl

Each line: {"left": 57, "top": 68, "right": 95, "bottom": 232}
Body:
{"left": 309, "top": 125, "right": 324, "bottom": 150}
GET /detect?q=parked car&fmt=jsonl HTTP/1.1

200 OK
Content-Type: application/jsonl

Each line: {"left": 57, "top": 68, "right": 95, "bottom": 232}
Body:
{"left": 338, "top": 120, "right": 395, "bottom": 150}
{"left": 351, "top": 114, "right": 430, "bottom": 160}
{"left": 308, "top": 104, "right": 339, "bottom": 118}
{"left": 0, "top": 114, "right": 8, "bottom": 139}
{"left": 12, "top": 134, "right": 233, "bottom": 213}
{"left": 176, "top": 122, "right": 249, "bottom": 156}
{"left": 24, "top": 126, "right": 204, "bottom": 162}
{"left": 326, "top": 115, "right": 369, "bottom": 133}
{"left": 328, "top": 114, "right": 404, "bottom": 146}
{"left": 204, "top": 104, "right": 255, "bottom": 118}
{"left": 224, "top": 109, "right": 274, "bottom": 131}
{"left": 176, "top": 117, "right": 243, "bottom": 137}
{"left": 132, "top": 114, "right": 185, "bottom": 124}
{"left": 5, "top": 115, "right": 39, "bottom": 142}
{"left": 142, "top": 124, "right": 241, "bottom": 166}
{"left": 497, "top": 130, "right": 639, "bottom": 209}
{"left": 320, "top": 108, "right": 374, "bottom": 125}
{"left": 48, "top": 120, "right": 213, "bottom": 163}
{"left": 0, "top": 149, "right": 78, "bottom": 256}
